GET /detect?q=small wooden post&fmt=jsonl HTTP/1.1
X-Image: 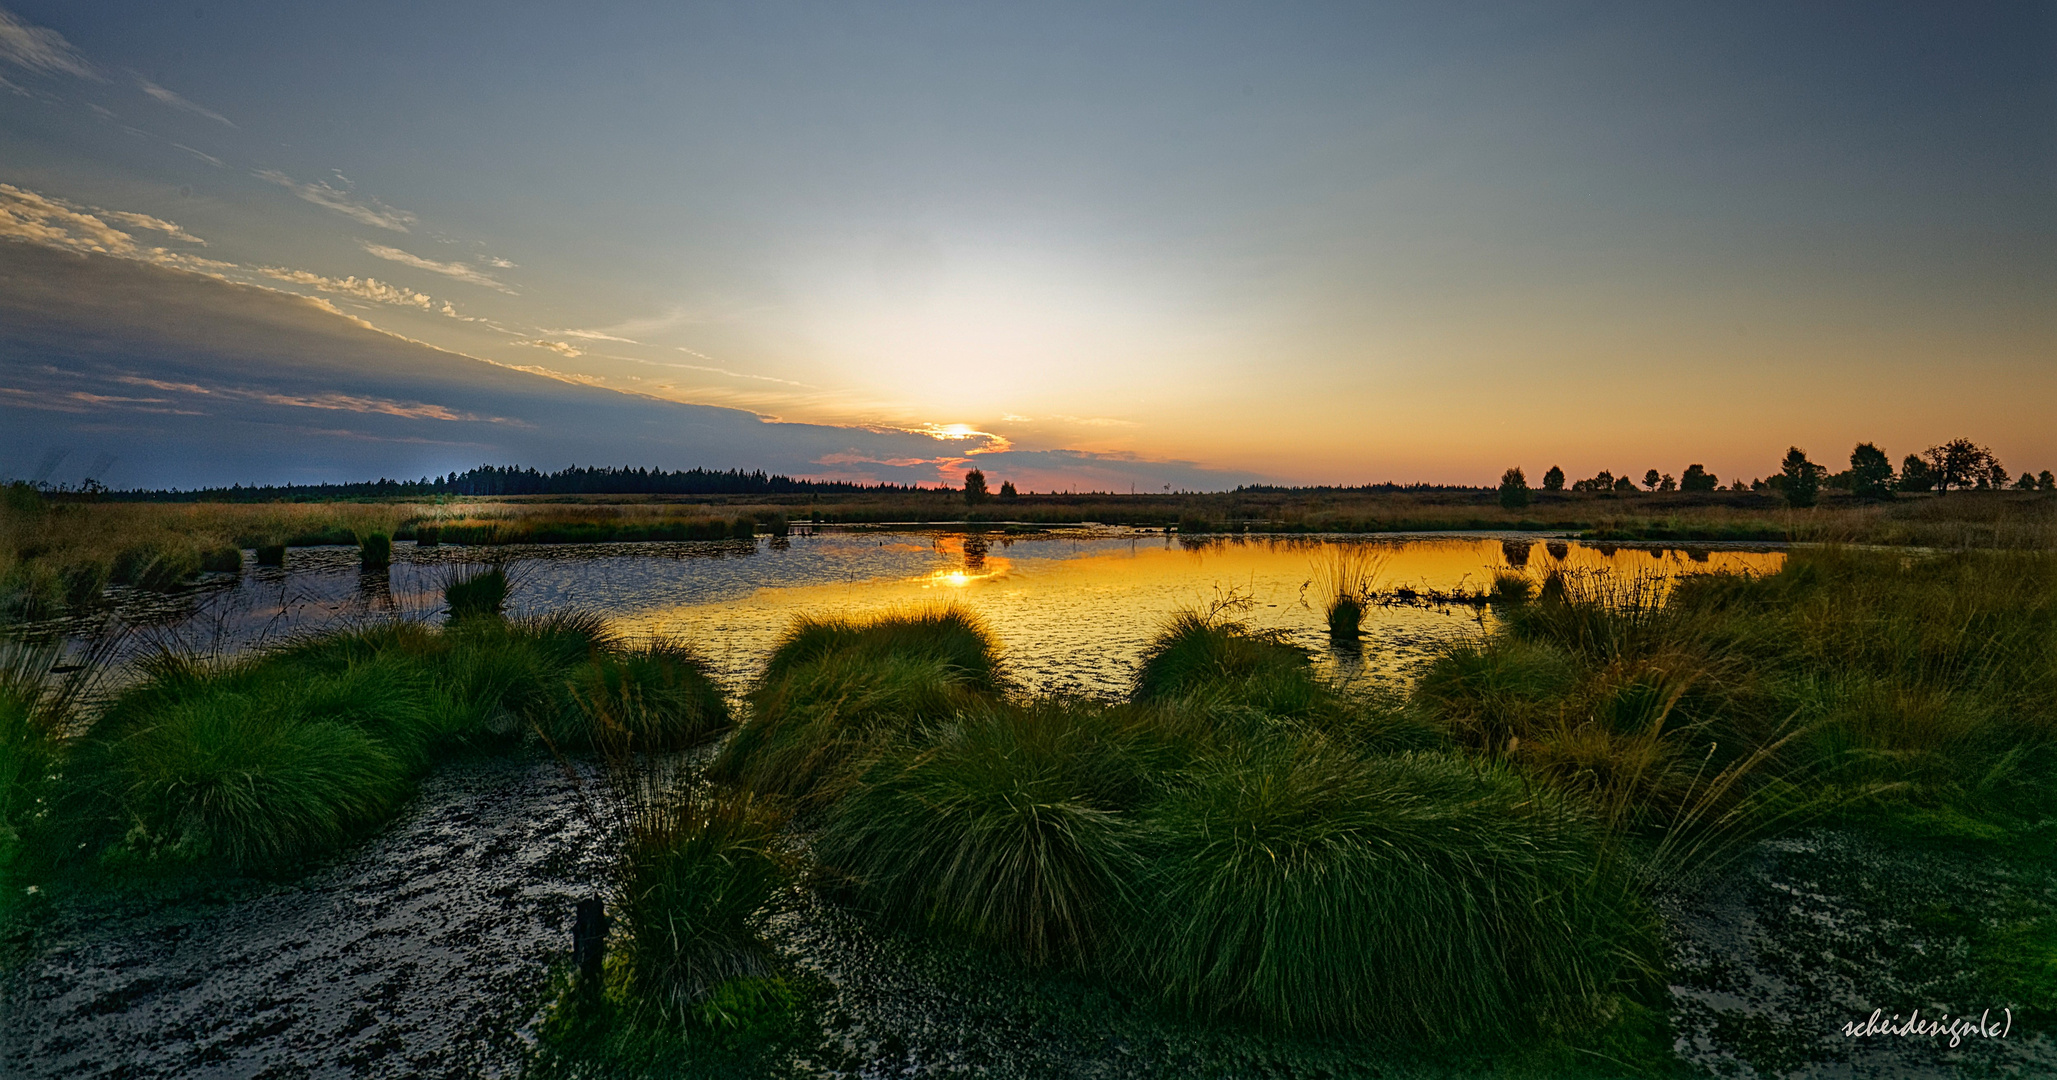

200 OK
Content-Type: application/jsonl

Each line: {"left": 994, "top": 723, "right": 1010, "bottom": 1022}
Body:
{"left": 573, "top": 897, "right": 608, "bottom": 981}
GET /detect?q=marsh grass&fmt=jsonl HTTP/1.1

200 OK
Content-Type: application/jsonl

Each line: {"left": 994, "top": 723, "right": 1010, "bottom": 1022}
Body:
{"left": 1130, "top": 738, "right": 1642, "bottom": 1040}
{"left": 611, "top": 785, "right": 789, "bottom": 1023}
{"left": 564, "top": 640, "right": 732, "bottom": 752}
{"left": 1131, "top": 608, "right": 1311, "bottom": 704}
{"left": 1308, "top": 545, "right": 1389, "bottom": 640}
{"left": 441, "top": 563, "right": 510, "bottom": 620}
{"left": 36, "top": 609, "right": 720, "bottom": 874}
{"left": 815, "top": 700, "right": 1147, "bottom": 967}
{"left": 358, "top": 531, "right": 393, "bottom": 569}
{"left": 0, "top": 635, "right": 109, "bottom": 888}
{"left": 709, "top": 606, "right": 1003, "bottom": 808}
{"left": 1416, "top": 546, "right": 2057, "bottom": 868}
{"left": 756, "top": 605, "right": 1002, "bottom": 692}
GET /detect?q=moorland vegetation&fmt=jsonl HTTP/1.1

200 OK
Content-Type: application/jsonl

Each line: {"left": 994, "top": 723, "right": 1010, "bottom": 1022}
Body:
{"left": 3, "top": 471, "right": 2055, "bottom": 1074}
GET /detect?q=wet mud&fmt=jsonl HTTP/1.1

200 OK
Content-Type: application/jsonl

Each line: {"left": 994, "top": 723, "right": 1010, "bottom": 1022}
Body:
{"left": 4, "top": 755, "right": 612, "bottom": 1079}
{"left": 1666, "top": 828, "right": 2055, "bottom": 1078}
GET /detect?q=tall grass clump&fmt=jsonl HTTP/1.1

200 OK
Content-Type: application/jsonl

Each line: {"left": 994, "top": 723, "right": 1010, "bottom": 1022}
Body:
{"left": 1129, "top": 608, "right": 1376, "bottom": 732}
{"left": 1, "top": 638, "right": 83, "bottom": 884}
{"left": 442, "top": 564, "right": 510, "bottom": 620}
{"left": 562, "top": 640, "right": 732, "bottom": 752}
{"left": 710, "top": 607, "right": 1002, "bottom": 807}
{"left": 1309, "top": 546, "right": 1388, "bottom": 641}
{"left": 756, "top": 605, "right": 1002, "bottom": 693}
{"left": 1129, "top": 738, "right": 1639, "bottom": 1040}
{"left": 1132, "top": 609, "right": 1310, "bottom": 703}
{"left": 74, "top": 654, "right": 421, "bottom": 868}
{"left": 815, "top": 701, "right": 1147, "bottom": 966}
{"left": 613, "top": 786, "right": 789, "bottom": 1023}
{"left": 359, "top": 531, "right": 393, "bottom": 569}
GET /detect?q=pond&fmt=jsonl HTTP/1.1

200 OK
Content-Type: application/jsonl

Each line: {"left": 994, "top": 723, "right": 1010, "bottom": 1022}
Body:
{"left": 77, "top": 529, "right": 1785, "bottom": 697}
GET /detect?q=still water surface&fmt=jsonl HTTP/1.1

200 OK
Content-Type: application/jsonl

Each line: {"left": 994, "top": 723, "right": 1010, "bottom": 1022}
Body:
{"left": 108, "top": 529, "right": 1784, "bottom": 694}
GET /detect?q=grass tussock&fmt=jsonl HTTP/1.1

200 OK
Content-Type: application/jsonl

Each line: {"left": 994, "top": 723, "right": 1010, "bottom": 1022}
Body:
{"left": 815, "top": 700, "right": 1146, "bottom": 966}
{"left": 441, "top": 564, "right": 510, "bottom": 620}
{"left": 1309, "top": 545, "right": 1389, "bottom": 640}
{"left": 12, "top": 611, "right": 728, "bottom": 875}
{"left": 707, "top": 606, "right": 1002, "bottom": 808}
{"left": 1132, "top": 740, "right": 1639, "bottom": 1039}
{"left": 614, "top": 786, "right": 789, "bottom": 1024}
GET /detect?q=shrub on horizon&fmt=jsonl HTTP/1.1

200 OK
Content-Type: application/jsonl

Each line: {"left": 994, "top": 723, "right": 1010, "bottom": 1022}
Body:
{"left": 1498, "top": 467, "right": 1530, "bottom": 510}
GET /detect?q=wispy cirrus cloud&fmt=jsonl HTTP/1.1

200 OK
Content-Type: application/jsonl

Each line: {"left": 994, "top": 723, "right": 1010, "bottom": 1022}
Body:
{"left": 549, "top": 328, "right": 638, "bottom": 343}
{"left": 256, "top": 169, "right": 417, "bottom": 232}
{"left": 106, "top": 374, "right": 476, "bottom": 421}
{"left": 0, "top": 9, "right": 97, "bottom": 79}
{"left": 171, "top": 142, "right": 226, "bottom": 168}
{"left": 258, "top": 267, "right": 434, "bottom": 310}
{"left": 517, "top": 338, "right": 583, "bottom": 357}
{"left": 361, "top": 241, "right": 512, "bottom": 291}
{"left": 101, "top": 210, "right": 205, "bottom": 244}
{"left": 137, "top": 78, "right": 235, "bottom": 127}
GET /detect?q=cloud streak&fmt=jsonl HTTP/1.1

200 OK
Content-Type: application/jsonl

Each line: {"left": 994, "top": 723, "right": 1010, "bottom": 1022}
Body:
{"left": 105, "top": 375, "right": 476, "bottom": 421}
{"left": 256, "top": 170, "right": 417, "bottom": 232}
{"left": 258, "top": 268, "right": 434, "bottom": 309}
{"left": 0, "top": 184, "right": 229, "bottom": 273}
{"left": 138, "top": 78, "right": 235, "bottom": 127}
{"left": 361, "top": 242, "right": 512, "bottom": 291}
{"left": 0, "top": 9, "right": 97, "bottom": 79}
{"left": 101, "top": 210, "right": 206, "bottom": 244}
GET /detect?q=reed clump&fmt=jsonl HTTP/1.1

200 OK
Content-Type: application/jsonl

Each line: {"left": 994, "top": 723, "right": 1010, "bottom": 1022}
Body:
{"left": 358, "top": 531, "right": 393, "bottom": 569}
{"left": 1131, "top": 740, "right": 1636, "bottom": 1039}
{"left": 1309, "top": 545, "right": 1389, "bottom": 640}
{"left": 442, "top": 565, "right": 510, "bottom": 620}
{"left": 613, "top": 786, "right": 789, "bottom": 1024}
{"left": 18, "top": 612, "right": 729, "bottom": 875}
{"left": 708, "top": 605, "right": 1001, "bottom": 808}
{"left": 815, "top": 700, "right": 1147, "bottom": 966}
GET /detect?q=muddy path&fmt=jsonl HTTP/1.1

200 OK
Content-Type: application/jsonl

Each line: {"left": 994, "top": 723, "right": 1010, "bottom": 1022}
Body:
{"left": 4, "top": 755, "right": 611, "bottom": 1079}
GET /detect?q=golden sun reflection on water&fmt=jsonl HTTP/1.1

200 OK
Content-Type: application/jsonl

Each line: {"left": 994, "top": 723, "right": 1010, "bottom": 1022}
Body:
{"left": 614, "top": 534, "right": 1784, "bottom": 698}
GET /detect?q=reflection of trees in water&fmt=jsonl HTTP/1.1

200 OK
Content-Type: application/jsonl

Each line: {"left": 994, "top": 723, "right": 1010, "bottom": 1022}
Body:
{"left": 356, "top": 567, "right": 395, "bottom": 613}
{"left": 1500, "top": 539, "right": 1532, "bottom": 569}
{"left": 962, "top": 534, "right": 989, "bottom": 572}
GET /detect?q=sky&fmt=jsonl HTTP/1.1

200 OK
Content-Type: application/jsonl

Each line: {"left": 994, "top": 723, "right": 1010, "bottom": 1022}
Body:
{"left": 1, "top": 1, "right": 2051, "bottom": 491}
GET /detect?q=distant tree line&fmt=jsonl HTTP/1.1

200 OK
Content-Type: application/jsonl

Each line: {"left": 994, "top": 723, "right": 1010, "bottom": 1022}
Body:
{"left": 1500, "top": 437, "right": 2052, "bottom": 510}
{"left": 92, "top": 465, "right": 930, "bottom": 501}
